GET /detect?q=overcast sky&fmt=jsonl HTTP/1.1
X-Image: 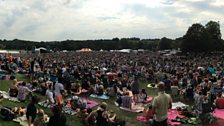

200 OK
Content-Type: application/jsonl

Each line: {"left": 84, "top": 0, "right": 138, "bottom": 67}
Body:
{"left": 0, "top": 0, "right": 223, "bottom": 41}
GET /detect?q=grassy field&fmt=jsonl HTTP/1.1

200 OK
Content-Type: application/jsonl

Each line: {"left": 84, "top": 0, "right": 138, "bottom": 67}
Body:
{"left": 0, "top": 74, "right": 197, "bottom": 126}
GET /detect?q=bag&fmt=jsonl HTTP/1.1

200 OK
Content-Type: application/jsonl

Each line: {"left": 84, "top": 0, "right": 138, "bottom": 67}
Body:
{"left": 0, "top": 107, "right": 16, "bottom": 121}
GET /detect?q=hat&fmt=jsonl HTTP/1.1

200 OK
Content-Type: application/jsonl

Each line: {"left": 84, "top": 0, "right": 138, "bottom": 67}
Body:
{"left": 72, "top": 96, "right": 79, "bottom": 100}
{"left": 158, "top": 82, "right": 165, "bottom": 91}
{"left": 99, "top": 102, "right": 107, "bottom": 110}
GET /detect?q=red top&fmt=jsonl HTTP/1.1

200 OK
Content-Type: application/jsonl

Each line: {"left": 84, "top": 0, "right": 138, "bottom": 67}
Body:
{"left": 145, "top": 108, "right": 153, "bottom": 120}
{"left": 216, "top": 98, "right": 224, "bottom": 109}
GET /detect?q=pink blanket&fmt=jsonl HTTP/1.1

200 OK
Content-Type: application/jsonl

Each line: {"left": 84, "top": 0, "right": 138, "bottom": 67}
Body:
{"left": 136, "top": 115, "right": 149, "bottom": 123}
{"left": 66, "top": 98, "right": 99, "bottom": 109}
{"left": 82, "top": 98, "right": 99, "bottom": 109}
{"left": 136, "top": 109, "right": 181, "bottom": 125}
{"left": 146, "top": 96, "right": 153, "bottom": 103}
{"left": 213, "top": 109, "right": 224, "bottom": 120}
{"left": 168, "top": 110, "right": 181, "bottom": 125}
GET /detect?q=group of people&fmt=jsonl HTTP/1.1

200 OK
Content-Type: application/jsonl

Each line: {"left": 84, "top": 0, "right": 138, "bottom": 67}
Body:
{"left": 1, "top": 51, "right": 224, "bottom": 126}
{"left": 26, "top": 95, "right": 67, "bottom": 126}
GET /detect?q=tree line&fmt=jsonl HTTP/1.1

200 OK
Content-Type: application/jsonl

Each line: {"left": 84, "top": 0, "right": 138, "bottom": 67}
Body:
{"left": 0, "top": 21, "right": 223, "bottom": 52}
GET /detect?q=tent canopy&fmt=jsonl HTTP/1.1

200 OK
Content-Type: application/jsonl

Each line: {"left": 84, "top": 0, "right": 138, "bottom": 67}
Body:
{"left": 78, "top": 48, "right": 92, "bottom": 52}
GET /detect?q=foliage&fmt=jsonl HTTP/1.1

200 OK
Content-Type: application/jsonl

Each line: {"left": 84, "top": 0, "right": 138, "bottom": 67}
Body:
{"left": 0, "top": 38, "right": 161, "bottom": 51}
{"left": 182, "top": 23, "right": 212, "bottom": 52}
{"left": 0, "top": 20, "right": 223, "bottom": 52}
{"left": 205, "top": 21, "right": 223, "bottom": 50}
{"left": 158, "top": 37, "right": 172, "bottom": 50}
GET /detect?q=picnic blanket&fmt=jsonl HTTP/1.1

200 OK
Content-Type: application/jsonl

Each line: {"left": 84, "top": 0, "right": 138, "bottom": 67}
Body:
{"left": 172, "top": 102, "right": 188, "bottom": 109}
{"left": 136, "top": 115, "right": 150, "bottom": 123}
{"left": 145, "top": 96, "right": 153, "bottom": 103}
{"left": 120, "top": 104, "right": 145, "bottom": 113}
{"left": 38, "top": 98, "right": 99, "bottom": 115}
{"left": 13, "top": 115, "right": 49, "bottom": 126}
{"left": 66, "top": 97, "right": 100, "bottom": 109}
{"left": 90, "top": 94, "right": 110, "bottom": 100}
{"left": 213, "top": 108, "right": 224, "bottom": 120}
{"left": 147, "top": 84, "right": 157, "bottom": 88}
{"left": 136, "top": 109, "right": 181, "bottom": 125}
{"left": 168, "top": 109, "right": 181, "bottom": 125}
{"left": 38, "top": 100, "right": 77, "bottom": 115}
{"left": 0, "top": 91, "right": 20, "bottom": 102}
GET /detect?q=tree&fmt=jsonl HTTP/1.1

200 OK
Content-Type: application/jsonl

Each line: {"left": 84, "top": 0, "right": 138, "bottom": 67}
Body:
{"left": 158, "top": 37, "right": 172, "bottom": 50}
{"left": 112, "top": 37, "right": 119, "bottom": 41}
{"left": 181, "top": 23, "right": 212, "bottom": 52}
{"left": 205, "top": 21, "right": 222, "bottom": 50}
{"left": 0, "top": 44, "right": 5, "bottom": 49}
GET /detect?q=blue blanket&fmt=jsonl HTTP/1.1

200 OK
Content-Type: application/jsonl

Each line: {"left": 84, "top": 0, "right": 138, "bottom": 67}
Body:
{"left": 90, "top": 94, "right": 110, "bottom": 100}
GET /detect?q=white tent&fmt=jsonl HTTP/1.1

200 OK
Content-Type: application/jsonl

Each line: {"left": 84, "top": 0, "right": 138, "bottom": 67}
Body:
{"left": 35, "top": 47, "right": 47, "bottom": 51}
{"left": 0, "top": 50, "right": 7, "bottom": 53}
{"left": 118, "top": 49, "right": 131, "bottom": 53}
{"left": 8, "top": 51, "right": 20, "bottom": 54}
{"left": 77, "top": 48, "right": 92, "bottom": 52}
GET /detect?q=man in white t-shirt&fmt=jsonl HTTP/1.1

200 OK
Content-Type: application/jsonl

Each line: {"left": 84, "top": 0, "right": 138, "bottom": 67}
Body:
{"left": 54, "top": 79, "right": 65, "bottom": 106}
{"left": 152, "top": 82, "right": 172, "bottom": 126}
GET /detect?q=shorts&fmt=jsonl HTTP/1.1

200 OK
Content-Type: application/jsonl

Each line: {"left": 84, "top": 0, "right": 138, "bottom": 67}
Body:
{"left": 55, "top": 95, "right": 64, "bottom": 105}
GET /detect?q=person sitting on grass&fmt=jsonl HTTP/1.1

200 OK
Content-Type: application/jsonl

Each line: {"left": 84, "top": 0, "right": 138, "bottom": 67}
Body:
{"left": 71, "top": 96, "right": 87, "bottom": 111}
{"left": 121, "top": 92, "right": 132, "bottom": 110}
{"left": 71, "top": 80, "right": 81, "bottom": 93}
{"left": 97, "top": 85, "right": 104, "bottom": 96}
{"left": 46, "top": 83, "right": 55, "bottom": 105}
{"left": 138, "top": 89, "right": 147, "bottom": 103}
{"left": 145, "top": 104, "right": 153, "bottom": 122}
{"left": 33, "top": 109, "right": 47, "bottom": 126}
{"left": 86, "top": 102, "right": 116, "bottom": 126}
{"left": 214, "top": 92, "right": 224, "bottom": 109}
{"left": 81, "top": 79, "right": 91, "bottom": 91}
{"left": 17, "top": 81, "right": 32, "bottom": 102}
{"left": 48, "top": 106, "right": 67, "bottom": 126}
{"left": 9, "top": 79, "right": 19, "bottom": 97}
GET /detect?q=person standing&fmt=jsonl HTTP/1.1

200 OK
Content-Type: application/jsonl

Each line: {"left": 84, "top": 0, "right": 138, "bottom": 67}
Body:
{"left": 26, "top": 96, "right": 39, "bottom": 126}
{"left": 54, "top": 78, "right": 65, "bottom": 106}
{"left": 151, "top": 82, "right": 172, "bottom": 126}
{"left": 131, "top": 76, "right": 140, "bottom": 104}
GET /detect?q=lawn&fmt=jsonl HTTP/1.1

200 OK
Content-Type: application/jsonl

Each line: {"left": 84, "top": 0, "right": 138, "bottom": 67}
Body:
{"left": 0, "top": 74, "right": 197, "bottom": 126}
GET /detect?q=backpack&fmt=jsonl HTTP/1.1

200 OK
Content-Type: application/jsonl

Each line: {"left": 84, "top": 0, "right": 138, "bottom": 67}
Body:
{"left": 0, "top": 107, "right": 16, "bottom": 121}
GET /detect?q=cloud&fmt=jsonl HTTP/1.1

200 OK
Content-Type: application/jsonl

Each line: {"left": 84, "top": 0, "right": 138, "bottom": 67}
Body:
{"left": 160, "top": 0, "right": 175, "bottom": 5}
{"left": 97, "top": 16, "right": 119, "bottom": 21}
{"left": 0, "top": 0, "right": 223, "bottom": 41}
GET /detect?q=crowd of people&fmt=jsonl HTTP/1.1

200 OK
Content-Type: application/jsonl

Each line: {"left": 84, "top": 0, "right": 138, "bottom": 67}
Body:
{"left": 1, "top": 51, "right": 224, "bottom": 126}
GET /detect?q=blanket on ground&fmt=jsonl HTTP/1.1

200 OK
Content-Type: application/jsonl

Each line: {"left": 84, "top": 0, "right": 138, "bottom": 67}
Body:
{"left": 0, "top": 91, "right": 19, "bottom": 102}
{"left": 90, "top": 94, "right": 110, "bottom": 100}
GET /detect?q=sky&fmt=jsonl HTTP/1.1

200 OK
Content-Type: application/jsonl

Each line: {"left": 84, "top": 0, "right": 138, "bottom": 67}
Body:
{"left": 0, "top": 0, "right": 223, "bottom": 41}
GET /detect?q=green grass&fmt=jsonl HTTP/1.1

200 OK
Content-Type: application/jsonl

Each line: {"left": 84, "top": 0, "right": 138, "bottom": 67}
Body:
{"left": 0, "top": 74, "right": 199, "bottom": 126}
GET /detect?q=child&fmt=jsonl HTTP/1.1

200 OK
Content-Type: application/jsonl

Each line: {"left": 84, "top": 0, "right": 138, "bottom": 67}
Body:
{"left": 139, "top": 89, "right": 147, "bottom": 103}
{"left": 71, "top": 96, "right": 87, "bottom": 111}
{"left": 33, "top": 109, "right": 47, "bottom": 126}
{"left": 145, "top": 104, "right": 153, "bottom": 120}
